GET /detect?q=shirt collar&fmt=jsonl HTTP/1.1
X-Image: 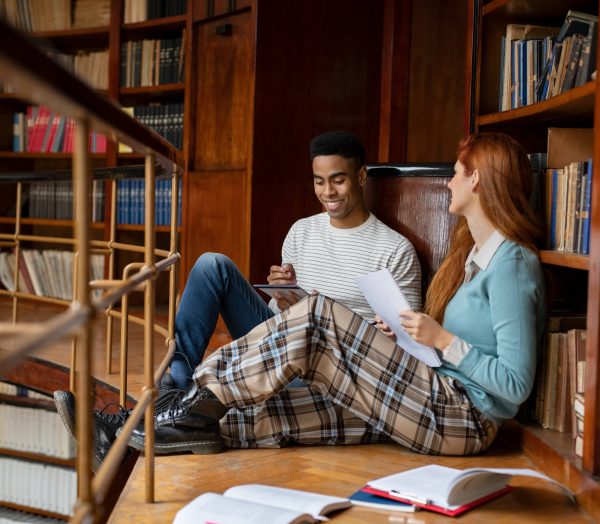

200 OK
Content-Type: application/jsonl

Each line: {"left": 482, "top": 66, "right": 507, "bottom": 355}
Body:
{"left": 465, "top": 230, "right": 506, "bottom": 271}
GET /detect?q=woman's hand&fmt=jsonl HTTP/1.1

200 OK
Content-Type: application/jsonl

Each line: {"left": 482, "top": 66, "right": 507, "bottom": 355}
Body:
{"left": 399, "top": 310, "right": 453, "bottom": 349}
{"left": 372, "top": 315, "right": 396, "bottom": 341}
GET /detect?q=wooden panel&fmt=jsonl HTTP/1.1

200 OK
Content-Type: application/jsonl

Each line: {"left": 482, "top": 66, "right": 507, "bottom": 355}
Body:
{"left": 182, "top": 169, "right": 250, "bottom": 276}
{"left": 248, "top": 0, "right": 384, "bottom": 283}
{"left": 378, "top": 0, "right": 412, "bottom": 162}
{"left": 406, "top": 0, "right": 469, "bottom": 162}
{"left": 193, "top": 11, "right": 253, "bottom": 171}
{"left": 363, "top": 167, "right": 457, "bottom": 288}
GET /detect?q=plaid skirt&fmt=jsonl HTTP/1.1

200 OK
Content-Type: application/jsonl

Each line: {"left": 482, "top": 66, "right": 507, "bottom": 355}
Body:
{"left": 194, "top": 294, "right": 498, "bottom": 455}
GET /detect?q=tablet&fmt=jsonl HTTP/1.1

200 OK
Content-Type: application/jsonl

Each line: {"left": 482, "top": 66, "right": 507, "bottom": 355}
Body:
{"left": 253, "top": 284, "right": 309, "bottom": 301}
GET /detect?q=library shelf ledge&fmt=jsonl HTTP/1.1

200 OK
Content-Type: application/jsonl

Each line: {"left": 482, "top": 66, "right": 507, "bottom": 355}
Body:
{"left": 29, "top": 25, "right": 109, "bottom": 50}
{"left": 0, "top": 501, "right": 69, "bottom": 522}
{"left": 482, "top": 0, "right": 591, "bottom": 19}
{"left": 119, "top": 83, "right": 185, "bottom": 105}
{"left": 0, "top": 152, "right": 107, "bottom": 160}
{"left": 122, "top": 14, "right": 187, "bottom": 36}
{"left": 0, "top": 447, "right": 74, "bottom": 468}
{"left": 477, "top": 82, "right": 595, "bottom": 128}
{"left": 117, "top": 223, "right": 181, "bottom": 233}
{"left": 540, "top": 250, "right": 589, "bottom": 270}
{"left": 498, "top": 419, "right": 600, "bottom": 517}
{"left": 0, "top": 217, "right": 105, "bottom": 229}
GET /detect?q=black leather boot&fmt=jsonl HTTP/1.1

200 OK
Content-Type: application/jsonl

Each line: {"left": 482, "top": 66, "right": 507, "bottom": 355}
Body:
{"left": 125, "top": 386, "right": 228, "bottom": 454}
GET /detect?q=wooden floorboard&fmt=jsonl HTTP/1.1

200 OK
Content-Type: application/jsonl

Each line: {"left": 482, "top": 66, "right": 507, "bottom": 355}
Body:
{"left": 1, "top": 300, "right": 596, "bottom": 522}
{"left": 110, "top": 442, "right": 594, "bottom": 523}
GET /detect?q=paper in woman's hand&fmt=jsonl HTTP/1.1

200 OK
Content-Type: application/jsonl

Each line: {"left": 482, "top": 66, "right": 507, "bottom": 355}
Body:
{"left": 355, "top": 269, "right": 441, "bottom": 367}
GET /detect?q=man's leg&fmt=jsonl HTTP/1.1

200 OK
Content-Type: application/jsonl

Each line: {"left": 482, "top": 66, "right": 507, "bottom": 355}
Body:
{"left": 170, "top": 252, "right": 274, "bottom": 389}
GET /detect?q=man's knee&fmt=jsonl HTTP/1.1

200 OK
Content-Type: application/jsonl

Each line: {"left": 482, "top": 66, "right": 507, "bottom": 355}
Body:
{"left": 192, "top": 252, "right": 235, "bottom": 277}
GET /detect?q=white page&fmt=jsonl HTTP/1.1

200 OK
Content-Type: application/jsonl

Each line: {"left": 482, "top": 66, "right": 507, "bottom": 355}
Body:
{"left": 368, "top": 464, "right": 575, "bottom": 508}
{"left": 172, "top": 492, "right": 310, "bottom": 524}
{"left": 225, "top": 484, "right": 350, "bottom": 518}
{"left": 355, "top": 269, "right": 441, "bottom": 367}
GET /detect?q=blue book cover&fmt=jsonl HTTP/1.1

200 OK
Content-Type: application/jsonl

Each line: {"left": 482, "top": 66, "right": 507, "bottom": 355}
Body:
{"left": 499, "top": 36, "right": 506, "bottom": 111}
{"left": 549, "top": 169, "right": 558, "bottom": 249}
{"left": 581, "top": 159, "right": 593, "bottom": 255}
{"left": 349, "top": 489, "right": 416, "bottom": 513}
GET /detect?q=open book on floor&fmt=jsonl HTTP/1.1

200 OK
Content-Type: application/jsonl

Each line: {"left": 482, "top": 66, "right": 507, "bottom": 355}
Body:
{"left": 362, "top": 464, "right": 575, "bottom": 517}
{"left": 172, "top": 484, "right": 351, "bottom": 524}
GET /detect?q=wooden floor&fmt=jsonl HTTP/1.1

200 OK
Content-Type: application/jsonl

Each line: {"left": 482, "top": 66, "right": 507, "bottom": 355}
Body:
{"left": 0, "top": 300, "right": 596, "bottom": 523}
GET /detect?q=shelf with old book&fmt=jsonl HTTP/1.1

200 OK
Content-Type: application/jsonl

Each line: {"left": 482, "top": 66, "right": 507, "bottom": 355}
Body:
{"left": 468, "top": 0, "right": 600, "bottom": 489}
{"left": 0, "top": 382, "right": 77, "bottom": 520}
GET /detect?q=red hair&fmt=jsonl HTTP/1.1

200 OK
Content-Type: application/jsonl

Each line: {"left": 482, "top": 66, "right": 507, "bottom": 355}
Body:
{"left": 425, "top": 133, "right": 543, "bottom": 322}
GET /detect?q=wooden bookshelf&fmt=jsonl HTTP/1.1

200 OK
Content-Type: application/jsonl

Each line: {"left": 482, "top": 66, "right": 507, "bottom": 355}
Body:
{"left": 540, "top": 250, "right": 590, "bottom": 270}
{"left": 467, "top": 0, "right": 600, "bottom": 498}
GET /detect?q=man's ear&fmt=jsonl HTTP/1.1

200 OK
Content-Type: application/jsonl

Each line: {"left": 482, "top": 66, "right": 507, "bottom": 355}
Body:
{"left": 358, "top": 166, "right": 367, "bottom": 186}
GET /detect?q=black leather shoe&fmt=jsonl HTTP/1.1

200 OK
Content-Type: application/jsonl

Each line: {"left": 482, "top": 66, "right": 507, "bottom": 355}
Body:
{"left": 126, "top": 386, "right": 228, "bottom": 455}
{"left": 92, "top": 405, "right": 131, "bottom": 472}
{"left": 54, "top": 390, "right": 131, "bottom": 472}
{"left": 54, "top": 390, "right": 76, "bottom": 438}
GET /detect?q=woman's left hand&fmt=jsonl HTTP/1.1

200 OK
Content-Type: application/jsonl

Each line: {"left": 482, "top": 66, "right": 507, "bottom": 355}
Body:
{"left": 399, "top": 310, "right": 453, "bottom": 350}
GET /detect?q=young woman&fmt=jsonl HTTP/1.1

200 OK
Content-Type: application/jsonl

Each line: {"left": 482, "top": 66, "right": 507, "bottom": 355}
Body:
{"left": 127, "top": 132, "right": 546, "bottom": 456}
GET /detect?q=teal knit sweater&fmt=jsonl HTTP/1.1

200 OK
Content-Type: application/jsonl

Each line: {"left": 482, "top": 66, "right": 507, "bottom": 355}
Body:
{"left": 437, "top": 240, "right": 546, "bottom": 423}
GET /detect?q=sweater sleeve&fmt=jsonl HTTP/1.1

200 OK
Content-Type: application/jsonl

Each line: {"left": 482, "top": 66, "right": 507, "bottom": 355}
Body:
{"left": 388, "top": 239, "right": 422, "bottom": 312}
{"left": 268, "top": 223, "right": 297, "bottom": 313}
{"left": 450, "top": 256, "right": 541, "bottom": 405}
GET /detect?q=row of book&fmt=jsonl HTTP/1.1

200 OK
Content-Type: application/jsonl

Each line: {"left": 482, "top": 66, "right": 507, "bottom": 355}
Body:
{"left": 0, "top": 382, "right": 49, "bottom": 401}
{"left": 120, "top": 36, "right": 185, "bottom": 88}
{"left": 545, "top": 159, "right": 592, "bottom": 254}
{"left": 120, "top": 104, "right": 184, "bottom": 150}
{"left": 0, "top": 0, "right": 110, "bottom": 31}
{"left": 47, "top": 49, "right": 109, "bottom": 91}
{"left": 0, "top": 403, "right": 75, "bottom": 459}
{"left": 0, "top": 249, "right": 105, "bottom": 301}
{"left": 124, "top": 0, "right": 186, "bottom": 23}
{"left": 117, "top": 178, "right": 182, "bottom": 226}
{"left": 13, "top": 106, "right": 107, "bottom": 153}
{"left": 499, "top": 11, "right": 597, "bottom": 111}
{"left": 531, "top": 316, "right": 586, "bottom": 433}
{"left": 28, "top": 180, "right": 105, "bottom": 222}
{"left": 0, "top": 506, "right": 65, "bottom": 523}
{"left": 0, "top": 457, "right": 76, "bottom": 517}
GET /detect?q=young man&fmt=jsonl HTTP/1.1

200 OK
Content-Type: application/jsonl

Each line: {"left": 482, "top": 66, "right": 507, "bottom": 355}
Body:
{"left": 54, "top": 131, "right": 421, "bottom": 465}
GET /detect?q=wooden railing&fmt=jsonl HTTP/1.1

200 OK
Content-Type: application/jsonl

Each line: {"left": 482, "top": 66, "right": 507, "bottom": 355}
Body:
{"left": 0, "top": 19, "right": 182, "bottom": 522}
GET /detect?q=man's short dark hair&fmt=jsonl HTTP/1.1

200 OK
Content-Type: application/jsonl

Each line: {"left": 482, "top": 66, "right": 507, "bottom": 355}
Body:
{"left": 310, "top": 131, "right": 365, "bottom": 166}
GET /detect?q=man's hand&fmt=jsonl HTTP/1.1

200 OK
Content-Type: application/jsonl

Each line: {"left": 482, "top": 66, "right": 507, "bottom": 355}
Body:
{"left": 267, "top": 264, "right": 299, "bottom": 310}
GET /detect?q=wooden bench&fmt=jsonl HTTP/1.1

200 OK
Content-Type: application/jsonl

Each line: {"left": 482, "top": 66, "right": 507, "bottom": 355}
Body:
{"left": 364, "top": 163, "right": 456, "bottom": 290}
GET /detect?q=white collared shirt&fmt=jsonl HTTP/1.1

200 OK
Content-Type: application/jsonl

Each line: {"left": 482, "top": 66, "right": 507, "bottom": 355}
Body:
{"left": 443, "top": 230, "right": 506, "bottom": 365}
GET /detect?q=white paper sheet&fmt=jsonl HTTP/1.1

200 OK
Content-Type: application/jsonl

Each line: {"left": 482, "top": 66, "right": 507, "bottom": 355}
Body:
{"left": 355, "top": 269, "right": 441, "bottom": 367}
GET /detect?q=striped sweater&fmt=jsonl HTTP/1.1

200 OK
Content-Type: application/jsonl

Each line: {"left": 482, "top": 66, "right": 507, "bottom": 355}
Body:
{"left": 270, "top": 212, "right": 422, "bottom": 320}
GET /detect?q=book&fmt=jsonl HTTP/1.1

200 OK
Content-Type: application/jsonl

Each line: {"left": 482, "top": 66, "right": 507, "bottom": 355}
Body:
{"left": 172, "top": 484, "right": 351, "bottom": 524}
{"left": 355, "top": 269, "right": 441, "bottom": 367}
{"left": 253, "top": 284, "right": 308, "bottom": 302}
{"left": 364, "top": 465, "right": 574, "bottom": 517}
{"left": 349, "top": 488, "right": 417, "bottom": 513}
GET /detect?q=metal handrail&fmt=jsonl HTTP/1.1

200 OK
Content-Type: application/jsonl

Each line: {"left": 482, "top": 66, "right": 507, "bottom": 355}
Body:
{"left": 0, "top": 17, "right": 183, "bottom": 522}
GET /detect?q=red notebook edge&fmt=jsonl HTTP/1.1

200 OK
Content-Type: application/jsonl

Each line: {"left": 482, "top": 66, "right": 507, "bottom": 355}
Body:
{"left": 361, "top": 485, "right": 513, "bottom": 517}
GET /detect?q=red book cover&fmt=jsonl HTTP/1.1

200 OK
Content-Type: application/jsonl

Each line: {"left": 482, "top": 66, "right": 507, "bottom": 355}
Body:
{"left": 361, "top": 485, "right": 513, "bottom": 517}
{"left": 29, "top": 105, "right": 51, "bottom": 152}
{"left": 42, "top": 113, "right": 61, "bottom": 152}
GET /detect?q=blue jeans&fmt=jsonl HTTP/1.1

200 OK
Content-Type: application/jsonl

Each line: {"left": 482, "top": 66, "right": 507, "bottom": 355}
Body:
{"left": 171, "top": 252, "right": 274, "bottom": 389}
